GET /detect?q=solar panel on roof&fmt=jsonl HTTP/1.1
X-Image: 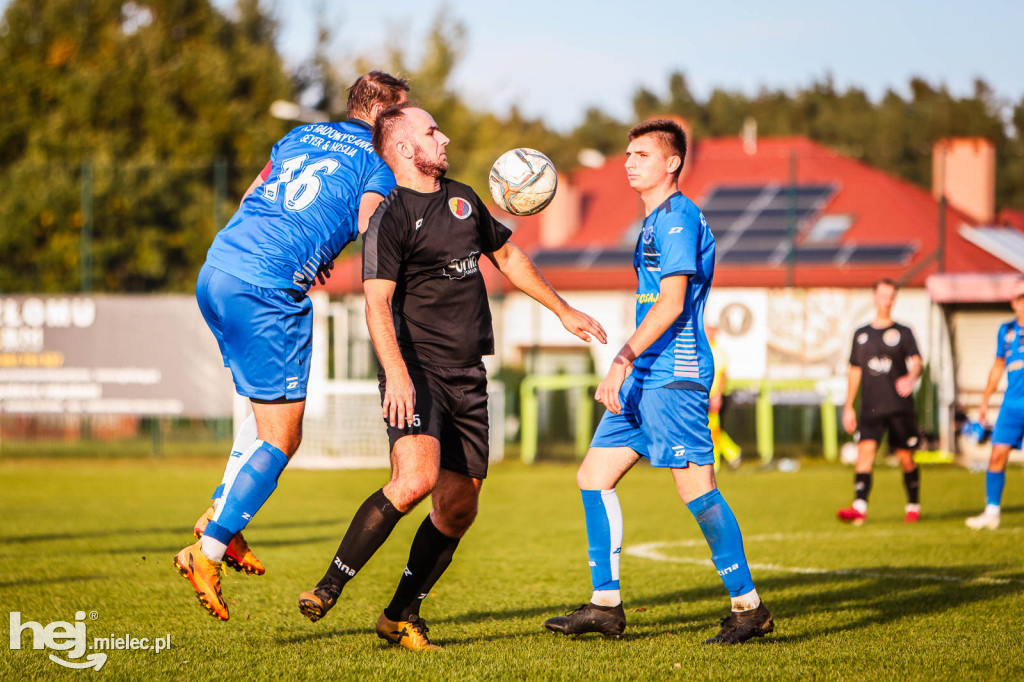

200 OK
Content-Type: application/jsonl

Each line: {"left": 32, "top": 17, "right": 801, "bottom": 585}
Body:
{"left": 843, "top": 245, "right": 915, "bottom": 264}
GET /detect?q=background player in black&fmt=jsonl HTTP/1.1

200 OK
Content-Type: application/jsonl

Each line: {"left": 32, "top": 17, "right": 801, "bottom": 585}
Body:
{"left": 298, "top": 103, "right": 606, "bottom": 650}
{"left": 838, "top": 279, "right": 923, "bottom": 524}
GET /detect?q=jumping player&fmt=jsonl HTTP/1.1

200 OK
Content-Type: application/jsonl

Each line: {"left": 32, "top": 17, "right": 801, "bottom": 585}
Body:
{"left": 296, "top": 104, "right": 606, "bottom": 650}
{"left": 542, "top": 119, "right": 774, "bottom": 645}
{"left": 173, "top": 72, "right": 410, "bottom": 621}
{"left": 966, "top": 277, "right": 1024, "bottom": 530}
{"left": 838, "top": 279, "right": 923, "bottom": 525}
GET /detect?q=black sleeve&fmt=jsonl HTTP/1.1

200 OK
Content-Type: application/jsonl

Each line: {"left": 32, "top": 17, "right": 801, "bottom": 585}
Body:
{"left": 902, "top": 325, "right": 920, "bottom": 359}
{"left": 472, "top": 190, "right": 512, "bottom": 252}
{"left": 362, "top": 196, "right": 406, "bottom": 282}
{"left": 849, "top": 331, "right": 861, "bottom": 367}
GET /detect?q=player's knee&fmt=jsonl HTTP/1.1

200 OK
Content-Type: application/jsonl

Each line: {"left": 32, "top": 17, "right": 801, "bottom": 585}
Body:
{"left": 435, "top": 501, "right": 478, "bottom": 536}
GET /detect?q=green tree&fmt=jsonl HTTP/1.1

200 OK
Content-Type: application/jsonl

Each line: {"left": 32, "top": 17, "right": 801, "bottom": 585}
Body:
{"left": 0, "top": 0, "right": 292, "bottom": 293}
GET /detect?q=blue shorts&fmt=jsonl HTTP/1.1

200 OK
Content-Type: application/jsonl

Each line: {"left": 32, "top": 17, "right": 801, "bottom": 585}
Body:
{"left": 590, "top": 373, "right": 714, "bottom": 468}
{"left": 992, "top": 404, "right": 1024, "bottom": 449}
{"left": 196, "top": 263, "right": 313, "bottom": 401}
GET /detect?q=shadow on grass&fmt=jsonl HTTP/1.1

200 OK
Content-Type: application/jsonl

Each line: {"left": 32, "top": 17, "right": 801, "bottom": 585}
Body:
{"left": 0, "top": 574, "right": 105, "bottom": 589}
{"left": 0, "top": 517, "right": 345, "bottom": 544}
{"left": 918, "top": 504, "right": 1024, "bottom": 522}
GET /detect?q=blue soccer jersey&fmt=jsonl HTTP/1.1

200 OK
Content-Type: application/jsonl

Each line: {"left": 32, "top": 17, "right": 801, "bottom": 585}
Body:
{"left": 630, "top": 192, "right": 716, "bottom": 390}
{"left": 996, "top": 319, "right": 1024, "bottom": 406}
{"left": 205, "top": 119, "right": 395, "bottom": 294}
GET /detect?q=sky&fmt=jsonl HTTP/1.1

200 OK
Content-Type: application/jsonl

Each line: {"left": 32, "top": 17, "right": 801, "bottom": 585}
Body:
{"left": 5, "top": 0, "right": 1020, "bottom": 131}
{"left": 243, "top": 0, "right": 1024, "bottom": 131}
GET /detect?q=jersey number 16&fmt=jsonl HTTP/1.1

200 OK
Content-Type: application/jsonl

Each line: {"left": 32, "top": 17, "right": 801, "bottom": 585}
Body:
{"left": 262, "top": 154, "right": 340, "bottom": 212}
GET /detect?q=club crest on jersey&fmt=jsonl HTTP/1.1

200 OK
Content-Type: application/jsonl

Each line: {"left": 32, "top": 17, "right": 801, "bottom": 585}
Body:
{"left": 642, "top": 223, "right": 654, "bottom": 244}
{"left": 1005, "top": 329, "right": 1016, "bottom": 343}
{"left": 448, "top": 197, "right": 472, "bottom": 220}
{"left": 883, "top": 329, "right": 901, "bottom": 347}
{"left": 857, "top": 332, "right": 868, "bottom": 345}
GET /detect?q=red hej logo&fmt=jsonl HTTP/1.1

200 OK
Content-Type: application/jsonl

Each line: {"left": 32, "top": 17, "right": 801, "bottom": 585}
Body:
{"left": 448, "top": 197, "right": 473, "bottom": 220}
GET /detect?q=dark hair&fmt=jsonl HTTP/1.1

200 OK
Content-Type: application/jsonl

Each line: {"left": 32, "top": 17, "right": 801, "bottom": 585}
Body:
{"left": 628, "top": 119, "right": 687, "bottom": 177}
{"left": 874, "top": 278, "right": 898, "bottom": 292}
{"left": 371, "top": 102, "right": 417, "bottom": 164}
{"left": 346, "top": 71, "right": 409, "bottom": 120}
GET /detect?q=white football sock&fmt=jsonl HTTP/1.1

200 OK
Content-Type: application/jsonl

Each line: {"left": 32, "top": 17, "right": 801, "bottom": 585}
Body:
{"left": 985, "top": 504, "right": 1001, "bottom": 516}
{"left": 731, "top": 588, "right": 760, "bottom": 612}
{"left": 852, "top": 499, "right": 868, "bottom": 514}
{"left": 213, "top": 414, "right": 259, "bottom": 513}
{"left": 200, "top": 535, "right": 228, "bottom": 563}
{"left": 591, "top": 590, "right": 621, "bottom": 607}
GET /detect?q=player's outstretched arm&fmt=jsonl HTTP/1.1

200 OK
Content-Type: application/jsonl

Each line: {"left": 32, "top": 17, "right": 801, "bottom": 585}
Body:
{"left": 364, "top": 278, "right": 416, "bottom": 428}
{"left": 978, "top": 357, "right": 1006, "bottom": 424}
{"left": 595, "top": 274, "right": 687, "bottom": 414}
{"left": 842, "top": 366, "right": 862, "bottom": 433}
{"left": 486, "top": 240, "right": 606, "bottom": 344}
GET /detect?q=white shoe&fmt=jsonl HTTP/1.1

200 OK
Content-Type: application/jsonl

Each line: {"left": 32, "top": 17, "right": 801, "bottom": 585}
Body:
{"left": 965, "top": 512, "right": 1000, "bottom": 530}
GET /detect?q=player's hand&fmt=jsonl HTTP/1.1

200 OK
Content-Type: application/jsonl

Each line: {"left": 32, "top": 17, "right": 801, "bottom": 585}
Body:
{"left": 314, "top": 259, "right": 336, "bottom": 286}
{"left": 842, "top": 405, "right": 857, "bottom": 434}
{"left": 978, "top": 403, "right": 988, "bottom": 425}
{"left": 383, "top": 370, "right": 416, "bottom": 429}
{"left": 709, "top": 393, "right": 723, "bottom": 413}
{"left": 894, "top": 373, "right": 915, "bottom": 397}
{"left": 559, "top": 308, "right": 607, "bottom": 344}
{"left": 595, "top": 362, "right": 628, "bottom": 414}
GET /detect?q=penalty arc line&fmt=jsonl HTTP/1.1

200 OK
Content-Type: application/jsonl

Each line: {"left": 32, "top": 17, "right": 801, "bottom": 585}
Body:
{"left": 624, "top": 530, "right": 1024, "bottom": 587}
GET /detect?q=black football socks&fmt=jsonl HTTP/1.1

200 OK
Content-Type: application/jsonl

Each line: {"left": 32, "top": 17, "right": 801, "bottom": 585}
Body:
{"left": 317, "top": 488, "right": 405, "bottom": 596}
{"left": 383, "top": 514, "right": 461, "bottom": 622}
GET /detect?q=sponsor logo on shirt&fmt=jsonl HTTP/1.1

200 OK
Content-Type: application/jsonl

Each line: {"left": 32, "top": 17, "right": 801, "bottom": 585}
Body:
{"left": 883, "top": 329, "right": 901, "bottom": 347}
{"left": 866, "top": 356, "right": 893, "bottom": 375}
{"left": 699, "top": 212, "right": 708, "bottom": 228}
{"left": 636, "top": 292, "right": 659, "bottom": 304}
{"left": 857, "top": 332, "right": 868, "bottom": 345}
{"left": 415, "top": 218, "right": 424, "bottom": 230}
{"left": 448, "top": 197, "right": 473, "bottom": 220}
{"left": 443, "top": 251, "right": 480, "bottom": 279}
{"left": 1008, "top": 359, "right": 1024, "bottom": 373}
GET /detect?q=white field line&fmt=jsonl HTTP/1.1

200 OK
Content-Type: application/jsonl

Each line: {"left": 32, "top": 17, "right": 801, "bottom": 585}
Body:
{"left": 625, "top": 530, "right": 1024, "bottom": 587}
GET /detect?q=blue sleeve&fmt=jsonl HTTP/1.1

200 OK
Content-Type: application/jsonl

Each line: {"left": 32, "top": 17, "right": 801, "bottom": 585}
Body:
{"left": 996, "top": 323, "right": 1010, "bottom": 359}
{"left": 363, "top": 159, "right": 396, "bottom": 197}
{"left": 657, "top": 210, "right": 698, "bottom": 278}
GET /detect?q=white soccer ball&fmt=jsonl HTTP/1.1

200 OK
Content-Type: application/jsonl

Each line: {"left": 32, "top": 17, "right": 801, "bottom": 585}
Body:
{"left": 488, "top": 148, "right": 558, "bottom": 216}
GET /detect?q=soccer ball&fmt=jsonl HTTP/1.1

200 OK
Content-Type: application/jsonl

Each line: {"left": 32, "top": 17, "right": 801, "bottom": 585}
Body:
{"left": 488, "top": 148, "right": 558, "bottom": 216}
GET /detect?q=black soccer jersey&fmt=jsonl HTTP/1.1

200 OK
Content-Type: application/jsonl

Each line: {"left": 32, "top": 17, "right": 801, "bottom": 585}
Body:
{"left": 849, "top": 322, "right": 920, "bottom": 417}
{"left": 362, "top": 178, "right": 512, "bottom": 368}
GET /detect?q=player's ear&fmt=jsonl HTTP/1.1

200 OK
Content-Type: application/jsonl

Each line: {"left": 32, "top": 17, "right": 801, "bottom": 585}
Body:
{"left": 666, "top": 155, "right": 681, "bottom": 174}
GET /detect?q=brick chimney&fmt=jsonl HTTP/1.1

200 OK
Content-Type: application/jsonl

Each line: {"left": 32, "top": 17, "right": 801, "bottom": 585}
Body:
{"left": 933, "top": 138, "right": 996, "bottom": 224}
{"left": 539, "top": 174, "right": 581, "bottom": 248}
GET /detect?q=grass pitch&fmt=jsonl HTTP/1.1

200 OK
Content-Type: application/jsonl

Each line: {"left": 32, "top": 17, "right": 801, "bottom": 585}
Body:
{"left": 1, "top": 457, "right": 1022, "bottom": 680}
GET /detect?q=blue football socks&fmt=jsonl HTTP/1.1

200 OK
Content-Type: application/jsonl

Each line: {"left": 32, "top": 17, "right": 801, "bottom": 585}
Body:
{"left": 204, "top": 440, "right": 289, "bottom": 546}
{"left": 581, "top": 489, "right": 623, "bottom": 592}
{"left": 985, "top": 470, "right": 1006, "bottom": 507}
{"left": 686, "top": 488, "right": 755, "bottom": 598}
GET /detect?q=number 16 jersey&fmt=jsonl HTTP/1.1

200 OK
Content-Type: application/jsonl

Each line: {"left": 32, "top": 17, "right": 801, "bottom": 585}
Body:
{"left": 205, "top": 119, "right": 395, "bottom": 295}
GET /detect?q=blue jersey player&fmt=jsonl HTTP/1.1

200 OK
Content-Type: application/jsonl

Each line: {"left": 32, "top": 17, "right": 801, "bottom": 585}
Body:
{"left": 174, "top": 72, "right": 410, "bottom": 621}
{"left": 966, "top": 277, "right": 1024, "bottom": 530}
{"left": 543, "top": 119, "right": 774, "bottom": 645}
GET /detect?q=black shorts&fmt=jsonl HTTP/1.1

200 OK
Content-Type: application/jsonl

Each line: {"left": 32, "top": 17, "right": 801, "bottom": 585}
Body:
{"left": 378, "top": 362, "right": 490, "bottom": 479}
{"left": 856, "top": 410, "right": 919, "bottom": 450}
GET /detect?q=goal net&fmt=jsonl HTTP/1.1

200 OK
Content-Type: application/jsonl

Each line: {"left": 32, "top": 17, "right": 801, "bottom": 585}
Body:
{"left": 234, "top": 380, "right": 505, "bottom": 469}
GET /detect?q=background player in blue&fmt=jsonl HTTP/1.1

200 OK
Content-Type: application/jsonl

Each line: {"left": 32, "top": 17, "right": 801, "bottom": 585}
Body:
{"left": 173, "top": 71, "right": 410, "bottom": 621}
{"left": 966, "top": 277, "right": 1024, "bottom": 530}
{"left": 543, "top": 120, "right": 773, "bottom": 645}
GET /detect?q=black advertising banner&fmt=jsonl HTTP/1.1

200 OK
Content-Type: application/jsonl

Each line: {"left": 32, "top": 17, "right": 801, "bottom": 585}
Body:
{"left": 0, "top": 296, "right": 233, "bottom": 417}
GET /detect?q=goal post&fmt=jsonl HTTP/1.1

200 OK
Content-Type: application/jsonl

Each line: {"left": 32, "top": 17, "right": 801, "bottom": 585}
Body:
{"left": 233, "top": 380, "right": 505, "bottom": 469}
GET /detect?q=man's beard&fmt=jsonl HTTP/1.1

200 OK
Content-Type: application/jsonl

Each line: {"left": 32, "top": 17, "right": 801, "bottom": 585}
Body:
{"left": 413, "top": 145, "right": 448, "bottom": 179}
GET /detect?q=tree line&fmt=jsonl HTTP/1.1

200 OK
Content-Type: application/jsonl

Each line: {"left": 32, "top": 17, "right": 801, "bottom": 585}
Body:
{"left": 1, "top": 0, "right": 1021, "bottom": 294}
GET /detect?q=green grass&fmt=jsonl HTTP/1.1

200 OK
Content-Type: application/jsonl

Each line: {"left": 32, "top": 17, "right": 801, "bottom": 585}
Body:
{"left": 2, "top": 457, "right": 1022, "bottom": 680}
